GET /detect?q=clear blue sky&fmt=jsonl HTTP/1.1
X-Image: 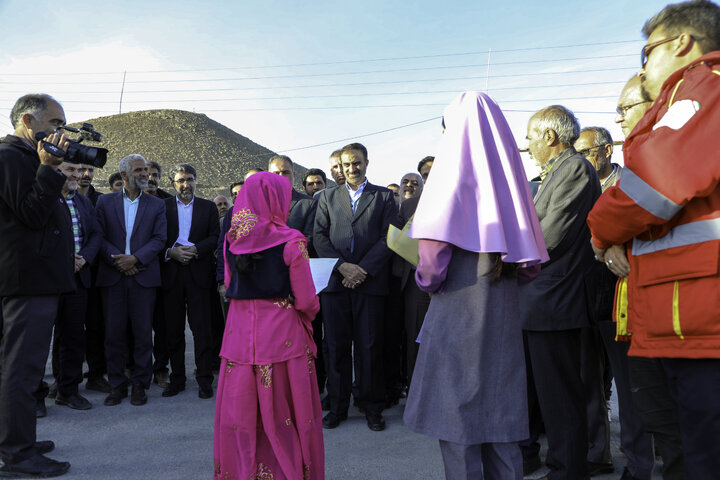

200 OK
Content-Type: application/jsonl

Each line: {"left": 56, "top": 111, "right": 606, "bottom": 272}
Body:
{"left": 0, "top": 0, "right": 674, "bottom": 185}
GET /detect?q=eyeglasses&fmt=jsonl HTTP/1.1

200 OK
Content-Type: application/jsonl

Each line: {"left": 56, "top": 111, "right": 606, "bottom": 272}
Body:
{"left": 641, "top": 35, "right": 680, "bottom": 67}
{"left": 577, "top": 145, "right": 607, "bottom": 157}
{"left": 616, "top": 100, "right": 651, "bottom": 117}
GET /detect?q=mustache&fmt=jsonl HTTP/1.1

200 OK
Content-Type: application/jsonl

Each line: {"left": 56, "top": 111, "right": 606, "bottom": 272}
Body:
{"left": 147, "top": 179, "right": 158, "bottom": 186}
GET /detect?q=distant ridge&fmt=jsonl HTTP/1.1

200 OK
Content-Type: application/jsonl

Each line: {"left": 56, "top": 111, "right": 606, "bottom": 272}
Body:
{"left": 70, "top": 109, "right": 315, "bottom": 197}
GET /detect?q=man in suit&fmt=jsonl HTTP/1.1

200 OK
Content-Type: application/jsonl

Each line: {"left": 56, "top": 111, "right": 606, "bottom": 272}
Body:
{"left": 143, "top": 159, "right": 172, "bottom": 387}
{"left": 395, "top": 169, "right": 430, "bottom": 387}
{"left": 519, "top": 105, "right": 600, "bottom": 480}
{"left": 268, "top": 155, "right": 315, "bottom": 242}
{"left": 51, "top": 161, "right": 102, "bottom": 411}
{"left": 160, "top": 164, "right": 219, "bottom": 399}
{"left": 0, "top": 93, "right": 73, "bottom": 477}
{"left": 313, "top": 142, "right": 397, "bottom": 431}
{"left": 95, "top": 154, "right": 166, "bottom": 407}
{"left": 75, "top": 162, "right": 111, "bottom": 394}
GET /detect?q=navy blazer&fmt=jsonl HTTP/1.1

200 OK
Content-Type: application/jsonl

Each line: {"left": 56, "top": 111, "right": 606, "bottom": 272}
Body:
{"left": 519, "top": 148, "right": 601, "bottom": 331}
{"left": 313, "top": 182, "right": 397, "bottom": 295}
{"left": 95, "top": 191, "right": 167, "bottom": 288}
{"left": 160, "top": 196, "right": 219, "bottom": 290}
{"left": 72, "top": 192, "right": 102, "bottom": 289}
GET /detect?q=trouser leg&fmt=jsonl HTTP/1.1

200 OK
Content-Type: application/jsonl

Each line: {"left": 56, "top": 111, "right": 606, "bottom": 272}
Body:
{"left": 0, "top": 295, "right": 59, "bottom": 463}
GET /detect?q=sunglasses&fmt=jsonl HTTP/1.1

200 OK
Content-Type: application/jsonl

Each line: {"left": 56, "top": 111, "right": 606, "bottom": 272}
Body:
{"left": 641, "top": 35, "right": 680, "bottom": 67}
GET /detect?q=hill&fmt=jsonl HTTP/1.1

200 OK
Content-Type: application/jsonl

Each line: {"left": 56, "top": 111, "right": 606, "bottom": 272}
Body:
{"left": 70, "top": 109, "right": 314, "bottom": 198}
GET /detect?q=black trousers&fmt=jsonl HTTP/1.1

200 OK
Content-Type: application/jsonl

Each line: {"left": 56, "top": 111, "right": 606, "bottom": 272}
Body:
{"left": 402, "top": 274, "right": 430, "bottom": 386}
{"left": 102, "top": 278, "right": 155, "bottom": 389}
{"left": 597, "top": 322, "right": 654, "bottom": 479}
{"left": 162, "top": 267, "right": 214, "bottom": 389}
{"left": 627, "top": 356, "right": 685, "bottom": 479}
{"left": 84, "top": 281, "right": 106, "bottom": 379}
{"left": 311, "top": 309, "right": 326, "bottom": 393}
{"left": 322, "top": 291, "right": 385, "bottom": 415}
{"left": 658, "top": 358, "right": 720, "bottom": 479}
{"left": 52, "top": 282, "right": 88, "bottom": 396}
{"left": 383, "top": 276, "right": 404, "bottom": 396}
{"left": 525, "top": 329, "right": 589, "bottom": 480}
{"left": 580, "top": 325, "right": 611, "bottom": 464}
{"left": 152, "top": 287, "right": 169, "bottom": 374}
{"left": 0, "top": 295, "right": 59, "bottom": 464}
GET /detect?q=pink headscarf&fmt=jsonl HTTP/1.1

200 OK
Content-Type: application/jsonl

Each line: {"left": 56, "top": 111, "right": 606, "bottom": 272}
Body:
{"left": 225, "top": 172, "right": 305, "bottom": 255}
{"left": 410, "top": 91, "right": 548, "bottom": 266}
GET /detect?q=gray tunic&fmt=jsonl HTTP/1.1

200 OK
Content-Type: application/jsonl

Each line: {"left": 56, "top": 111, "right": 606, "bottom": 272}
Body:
{"left": 403, "top": 249, "right": 528, "bottom": 444}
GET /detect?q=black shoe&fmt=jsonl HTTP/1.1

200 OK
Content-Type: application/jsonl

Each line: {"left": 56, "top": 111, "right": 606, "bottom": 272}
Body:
{"left": 47, "top": 383, "right": 57, "bottom": 399}
{"left": 103, "top": 386, "right": 128, "bottom": 406}
{"left": 523, "top": 454, "right": 543, "bottom": 476}
{"left": 85, "top": 376, "right": 111, "bottom": 393}
{"left": 130, "top": 384, "right": 147, "bottom": 406}
{"left": 36, "top": 400, "right": 47, "bottom": 418}
{"left": 588, "top": 461, "right": 614, "bottom": 476}
{"left": 619, "top": 467, "right": 642, "bottom": 480}
{"left": 0, "top": 453, "right": 70, "bottom": 478}
{"left": 198, "top": 385, "right": 213, "bottom": 399}
{"left": 55, "top": 393, "right": 92, "bottom": 410}
{"left": 152, "top": 371, "right": 170, "bottom": 388}
{"left": 320, "top": 396, "right": 330, "bottom": 411}
{"left": 365, "top": 412, "right": 386, "bottom": 431}
{"left": 34, "top": 441, "right": 55, "bottom": 455}
{"left": 161, "top": 382, "right": 186, "bottom": 397}
{"left": 322, "top": 411, "right": 348, "bottom": 429}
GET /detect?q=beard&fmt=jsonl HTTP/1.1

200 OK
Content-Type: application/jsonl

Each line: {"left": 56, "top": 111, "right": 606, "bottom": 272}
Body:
{"left": 178, "top": 188, "right": 194, "bottom": 201}
{"left": 129, "top": 176, "right": 149, "bottom": 190}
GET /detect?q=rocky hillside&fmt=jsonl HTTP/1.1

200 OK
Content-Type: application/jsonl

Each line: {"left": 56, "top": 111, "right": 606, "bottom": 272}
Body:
{"left": 70, "top": 109, "right": 312, "bottom": 198}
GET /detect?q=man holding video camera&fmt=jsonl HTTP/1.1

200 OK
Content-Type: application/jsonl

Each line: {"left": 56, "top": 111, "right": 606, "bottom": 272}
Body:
{"left": 0, "top": 94, "right": 74, "bottom": 477}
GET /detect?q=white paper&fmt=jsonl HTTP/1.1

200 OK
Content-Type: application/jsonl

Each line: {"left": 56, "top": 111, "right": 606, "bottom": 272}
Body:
{"left": 309, "top": 258, "right": 339, "bottom": 295}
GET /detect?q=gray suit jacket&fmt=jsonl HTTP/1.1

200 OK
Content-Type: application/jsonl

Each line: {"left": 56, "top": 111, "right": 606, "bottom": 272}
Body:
{"left": 520, "top": 148, "right": 601, "bottom": 331}
{"left": 313, "top": 182, "right": 397, "bottom": 295}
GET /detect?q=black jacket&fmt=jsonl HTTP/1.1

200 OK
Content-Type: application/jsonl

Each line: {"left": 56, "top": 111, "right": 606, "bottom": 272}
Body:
{"left": 0, "top": 135, "right": 75, "bottom": 296}
{"left": 161, "top": 196, "right": 220, "bottom": 290}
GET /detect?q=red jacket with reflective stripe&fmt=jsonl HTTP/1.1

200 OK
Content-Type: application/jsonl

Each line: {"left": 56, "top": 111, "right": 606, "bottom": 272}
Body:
{"left": 588, "top": 51, "right": 720, "bottom": 359}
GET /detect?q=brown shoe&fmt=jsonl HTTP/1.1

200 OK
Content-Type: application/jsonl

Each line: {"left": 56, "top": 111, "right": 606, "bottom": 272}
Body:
{"left": 153, "top": 371, "right": 170, "bottom": 388}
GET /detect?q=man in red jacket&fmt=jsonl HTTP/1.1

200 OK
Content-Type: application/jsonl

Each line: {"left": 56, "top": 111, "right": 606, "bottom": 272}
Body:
{"left": 587, "top": 1, "right": 720, "bottom": 477}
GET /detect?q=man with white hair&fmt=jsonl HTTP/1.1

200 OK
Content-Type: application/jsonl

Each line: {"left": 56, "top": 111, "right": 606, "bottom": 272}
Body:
{"left": 95, "top": 154, "right": 166, "bottom": 407}
{"left": 521, "top": 105, "right": 601, "bottom": 480}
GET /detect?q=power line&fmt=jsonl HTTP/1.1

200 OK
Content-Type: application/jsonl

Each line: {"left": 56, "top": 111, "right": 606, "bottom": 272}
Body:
{"left": 0, "top": 62, "right": 637, "bottom": 85}
{"left": 0, "top": 67, "right": 638, "bottom": 89}
{"left": 19, "top": 94, "right": 619, "bottom": 105}
{"left": 0, "top": 54, "right": 636, "bottom": 84}
{"left": 0, "top": 40, "right": 642, "bottom": 76}
{"left": 276, "top": 117, "right": 443, "bottom": 153}
{"left": 0, "top": 80, "right": 629, "bottom": 96}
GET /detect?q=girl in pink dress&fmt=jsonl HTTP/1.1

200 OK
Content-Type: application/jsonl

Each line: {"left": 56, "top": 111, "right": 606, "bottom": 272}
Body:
{"left": 214, "top": 172, "right": 324, "bottom": 480}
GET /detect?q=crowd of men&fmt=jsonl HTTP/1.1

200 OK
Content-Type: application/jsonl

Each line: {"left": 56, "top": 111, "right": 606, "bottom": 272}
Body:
{"left": 0, "top": 1, "right": 719, "bottom": 478}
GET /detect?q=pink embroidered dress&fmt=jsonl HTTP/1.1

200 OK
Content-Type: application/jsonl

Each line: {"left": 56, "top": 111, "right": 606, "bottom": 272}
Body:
{"left": 214, "top": 172, "right": 323, "bottom": 480}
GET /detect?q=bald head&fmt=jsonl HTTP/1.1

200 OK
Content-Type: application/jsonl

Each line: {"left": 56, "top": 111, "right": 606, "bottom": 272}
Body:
{"left": 615, "top": 76, "right": 652, "bottom": 138}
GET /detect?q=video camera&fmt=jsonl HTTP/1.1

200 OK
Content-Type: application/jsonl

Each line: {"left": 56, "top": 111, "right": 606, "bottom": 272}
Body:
{"left": 35, "top": 123, "right": 108, "bottom": 168}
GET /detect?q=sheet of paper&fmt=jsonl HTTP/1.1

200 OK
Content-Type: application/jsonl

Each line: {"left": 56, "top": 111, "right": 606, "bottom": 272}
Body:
{"left": 309, "top": 258, "right": 339, "bottom": 295}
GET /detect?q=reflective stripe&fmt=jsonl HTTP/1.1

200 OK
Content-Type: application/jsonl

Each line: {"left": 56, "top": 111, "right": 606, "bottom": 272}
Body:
{"left": 668, "top": 79, "right": 684, "bottom": 107}
{"left": 633, "top": 217, "right": 720, "bottom": 255}
{"left": 619, "top": 168, "right": 683, "bottom": 221}
{"left": 615, "top": 278, "right": 630, "bottom": 340}
{"left": 672, "top": 281, "right": 684, "bottom": 339}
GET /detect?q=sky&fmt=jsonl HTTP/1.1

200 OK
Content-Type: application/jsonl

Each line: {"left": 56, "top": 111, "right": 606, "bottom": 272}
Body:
{"left": 0, "top": 0, "right": 675, "bottom": 186}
